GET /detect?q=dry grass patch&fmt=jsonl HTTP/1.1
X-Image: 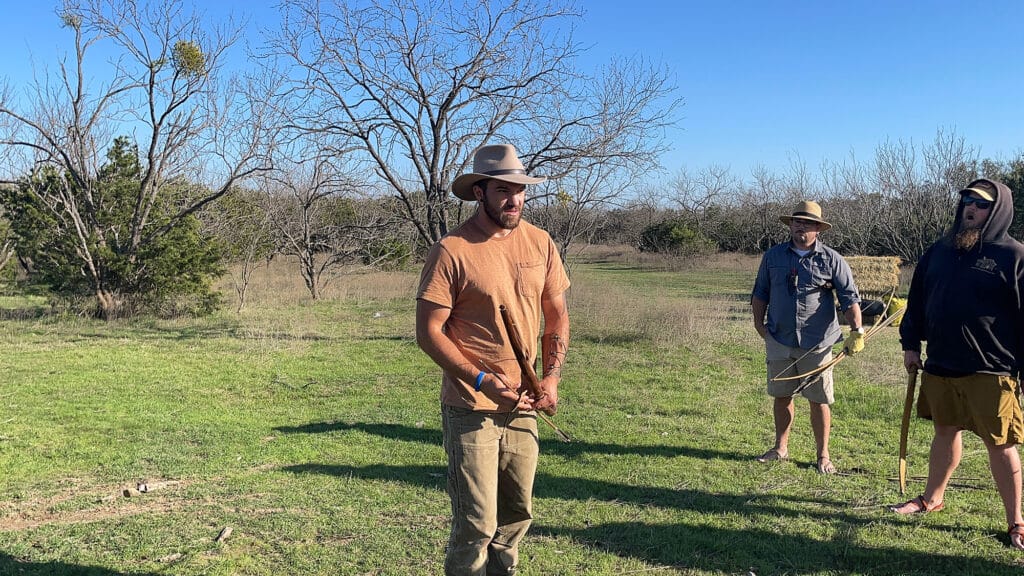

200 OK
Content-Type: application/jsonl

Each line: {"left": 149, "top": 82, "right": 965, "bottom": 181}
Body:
{"left": 568, "top": 278, "right": 715, "bottom": 349}
{"left": 222, "top": 257, "right": 419, "bottom": 309}
{"left": 570, "top": 244, "right": 759, "bottom": 278}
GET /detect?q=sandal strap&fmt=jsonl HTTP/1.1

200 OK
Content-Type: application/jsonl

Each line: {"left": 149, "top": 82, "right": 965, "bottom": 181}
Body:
{"left": 913, "top": 495, "right": 939, "bottom": 512}
{"left": 890, "top": 494, "right": 943, "bottom": 514}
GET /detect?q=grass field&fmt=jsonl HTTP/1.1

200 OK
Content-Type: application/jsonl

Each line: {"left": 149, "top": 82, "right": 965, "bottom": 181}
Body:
{"left": 1, "top": 248, "right": 1023, "bottom": 575}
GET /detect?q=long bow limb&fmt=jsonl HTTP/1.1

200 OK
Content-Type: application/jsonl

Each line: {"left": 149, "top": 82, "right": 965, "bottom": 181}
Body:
{"left": 898, "top": 369, "right": 919, "bottom": 495}
{"left": 768, "top": 344, "right": 818, "bottom": 382}
{"left": 768, "top": 286, "right": 896, "bottom": 381}
{"left": 770, "top": 288, "right": 893, "bottom": 383}
{"left": 772, "top": 304, "right": 906, "bottom": 383}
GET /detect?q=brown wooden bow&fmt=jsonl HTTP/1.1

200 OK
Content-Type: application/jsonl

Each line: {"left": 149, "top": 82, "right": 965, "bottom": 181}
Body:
{"left": 499, "top": 305, "right": 573, "bottom": 442}
{"left": 772, "top": 299, "right": 905, "bottom": 383}
{"left": 898, "top": 369, "right": 918, "bottom": 494}
{"left": 769, "top": 288, "right": 896, "bottom": 382}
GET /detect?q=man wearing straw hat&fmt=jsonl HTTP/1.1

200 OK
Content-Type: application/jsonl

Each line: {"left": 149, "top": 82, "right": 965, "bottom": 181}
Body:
{"left": 416, "top": 143, "right": 571, "bottom": 574}
{"left": 891, "top": 178, "right": 1024, "bottom": 550}
{"left": 751, "top": 200, "right": 863, "bottom": 474}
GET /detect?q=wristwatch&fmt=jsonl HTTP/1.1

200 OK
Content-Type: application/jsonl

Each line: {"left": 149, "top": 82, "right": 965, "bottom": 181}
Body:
{"left": 852, "top": 326, "right": 864, "bottom": 334}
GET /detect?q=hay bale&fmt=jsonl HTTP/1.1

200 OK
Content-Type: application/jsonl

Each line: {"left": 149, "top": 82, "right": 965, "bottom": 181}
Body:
{"left": 846, "top": 256, "right": 900, "bottom": 296}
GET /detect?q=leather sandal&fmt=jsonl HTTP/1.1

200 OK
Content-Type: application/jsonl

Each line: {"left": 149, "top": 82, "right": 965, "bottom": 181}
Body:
{"left": 756, "top": 448, "right": 788, "bottom": 463}
{"left": 888, "top": 494, "right": 944, "bottom": 514}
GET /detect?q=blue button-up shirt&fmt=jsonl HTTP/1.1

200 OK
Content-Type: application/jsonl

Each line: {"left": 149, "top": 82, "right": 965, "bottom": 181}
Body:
{"left": 752, "top": 240, "right": 860, "bottom": 349}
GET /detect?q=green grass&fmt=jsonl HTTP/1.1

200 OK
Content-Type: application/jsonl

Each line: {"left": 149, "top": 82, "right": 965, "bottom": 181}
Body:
{"left": 1, "top": 254, "right": 1023, "bottom": 574}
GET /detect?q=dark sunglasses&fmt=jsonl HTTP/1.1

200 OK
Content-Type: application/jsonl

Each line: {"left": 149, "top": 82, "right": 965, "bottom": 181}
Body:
{"left": 961, "top": 196, "right": 993, "bottom": 210}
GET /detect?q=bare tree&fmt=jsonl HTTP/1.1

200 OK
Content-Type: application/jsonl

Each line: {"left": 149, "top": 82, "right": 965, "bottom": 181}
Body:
{"left": 259, "top": 156, "right": 348, "bottom": 300}
{"left": 731, "top": 165, "right": 792, "bottom": 253}
{"left": 819, "top": 154, "right": 877, "bottom": 255}
{"left": 590, "top": 184, "right": 670, "bottom": 248}
{"left": 267, "top": 0, "right": 583, "bottom": 246}
{"left": 779, "top": 155, "right": 816, "bottom": 200}
{"left": 258, "top": 149, "right": 397, "bottom": 300}
{"left": 873, "top": 130, "right": 979, "bottom": 262}
{"left": 200, "top": 189, "right": 274, "bottom": 312}
{"left": 525, "top": 56, "right": 679, "bottom": 260}
{"left": 267, "top": 0, "right": 679, "bottom": 252}
{"left": 529, "top": 167, "right": 622, "bottom": 264}
{"left": 921, "top": 128, "right": 978, "bottom": 193}
{"left": 0, "top": 0, "right": 272, "bottom": 317}
{"left": 670, "top": 163, "right": 737, "bottom": 241}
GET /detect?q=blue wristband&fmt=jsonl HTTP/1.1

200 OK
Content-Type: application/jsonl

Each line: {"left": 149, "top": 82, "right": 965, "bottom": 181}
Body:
{"left": 474, "top": 371, "right": 486, "bottom": 391}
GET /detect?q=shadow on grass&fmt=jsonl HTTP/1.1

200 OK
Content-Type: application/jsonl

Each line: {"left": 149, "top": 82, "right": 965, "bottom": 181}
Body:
{"left": 274, "top": 421, "right": 439, "bottom": 444}
{"left": 282, "top": 462, "right": 1019, "bottom": 575}
{"left": 272, "top": 420, "right": 750, "bottom": 460}
{"left": 0, "top": 552, "right": 158, "bottom": 575}
{"left": 283, "top": 463, "right": 848, "bottom": 522}
{"left": 0, "top": 307, "right": 49, "bottom": 320}
{"left": 68, "top": 323, "right": 411, "bottom": 344}
{"left": 535, "top": 521, "right": 1017, "bottom": 576}
{"left": 24, "top": 322, "right": 242, "bottom": 342}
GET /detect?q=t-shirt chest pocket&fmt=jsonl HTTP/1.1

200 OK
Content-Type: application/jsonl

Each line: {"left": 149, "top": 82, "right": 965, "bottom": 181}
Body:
{"left": 516, "top": 261, "right": 545, "bottom": 299}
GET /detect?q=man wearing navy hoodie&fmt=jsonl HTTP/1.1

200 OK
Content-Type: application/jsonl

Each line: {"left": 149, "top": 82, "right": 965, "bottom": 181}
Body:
{"left": 893, "top": 178, "right": 1024, "bottom": 550}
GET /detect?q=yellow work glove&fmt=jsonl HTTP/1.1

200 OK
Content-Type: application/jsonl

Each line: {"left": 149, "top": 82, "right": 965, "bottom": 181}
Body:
{"left": 887, "top": 297, "right": 907, "bottom": 327}
{"left": 844, "top": 330, "right": 865, "bottom": 355}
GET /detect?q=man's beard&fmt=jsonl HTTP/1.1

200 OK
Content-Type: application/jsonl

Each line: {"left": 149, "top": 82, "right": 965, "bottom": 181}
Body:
{"left": 791, "top": 230, "right": 815, "bottom": 246}
{"left": 482, "top": 197, "right": 521, "bottom": 230}
{"left": 954, "top": 228, "right": 981, "bottom": 252}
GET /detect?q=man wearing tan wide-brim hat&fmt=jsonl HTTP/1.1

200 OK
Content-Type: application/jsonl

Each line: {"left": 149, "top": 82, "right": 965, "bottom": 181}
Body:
{"left": 451, "top": 143, "right": 546, "bottom": 201}
{"left": 779, "top": 200, "right": 832, "bottom": 231}
{"left": 751, "top": 200, "right": 862, "bottom": 475}
{"left": 417, "top": 143, "right": 569, "bottom": 574}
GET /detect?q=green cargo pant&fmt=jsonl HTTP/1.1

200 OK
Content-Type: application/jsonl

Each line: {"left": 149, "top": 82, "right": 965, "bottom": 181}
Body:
{"left": 442, "top": 404, "right": 539, "bottom": 576}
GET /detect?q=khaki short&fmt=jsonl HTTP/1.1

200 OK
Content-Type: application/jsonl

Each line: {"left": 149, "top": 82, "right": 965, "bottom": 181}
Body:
{"left": 917, "top": 372, "right": 1024, "bottom": 446}
{"left": 765, "top": 334, "right": 834, "bottom": 405}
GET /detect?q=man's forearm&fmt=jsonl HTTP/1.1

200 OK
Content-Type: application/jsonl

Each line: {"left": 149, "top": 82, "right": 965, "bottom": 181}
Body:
{"left": 419, "top": 331, "right": 478, "bottom": 383}
{"left": 540, "top": 292, "right": 570, "bottom": 381}
{"left": 844, "top": 303, "right": 863, "bottom": 329}
{"left": 542, "top": 330, "right": 568, "bottom": 379}
{"left": 751, "top": 296, "right": 768, "bottom": 336}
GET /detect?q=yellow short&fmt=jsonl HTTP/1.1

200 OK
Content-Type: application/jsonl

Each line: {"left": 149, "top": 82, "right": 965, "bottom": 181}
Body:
{"left": 917, "top": 372, "right": 1024, "bottom": 446}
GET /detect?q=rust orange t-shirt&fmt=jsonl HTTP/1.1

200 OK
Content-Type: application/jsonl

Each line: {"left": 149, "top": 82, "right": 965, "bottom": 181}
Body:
{"left": 417, "top": 218, "right": 570, "bottom": 411}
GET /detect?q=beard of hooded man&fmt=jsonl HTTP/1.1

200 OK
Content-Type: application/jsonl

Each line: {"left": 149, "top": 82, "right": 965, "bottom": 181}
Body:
{"left": 954, "top": 197, "right": 990, "bottom": 252}
{"left": 954, "top": 227, "right": 982, "bottom": 252}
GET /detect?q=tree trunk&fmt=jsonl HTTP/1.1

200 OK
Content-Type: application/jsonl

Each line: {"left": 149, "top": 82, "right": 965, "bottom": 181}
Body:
{"left": 96, "top": 288, "right": 121, "bottom": 320}
{"left": 300, "top": 252, "right": 320, "bottom": 300}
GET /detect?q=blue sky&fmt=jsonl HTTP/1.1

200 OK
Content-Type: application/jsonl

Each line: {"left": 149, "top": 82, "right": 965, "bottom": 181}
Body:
{"left": 576, "top": 1, "right": 1024, "bottom": 178}
{"left": 2, "top": 1, "right": 1021, "bottom": 180}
